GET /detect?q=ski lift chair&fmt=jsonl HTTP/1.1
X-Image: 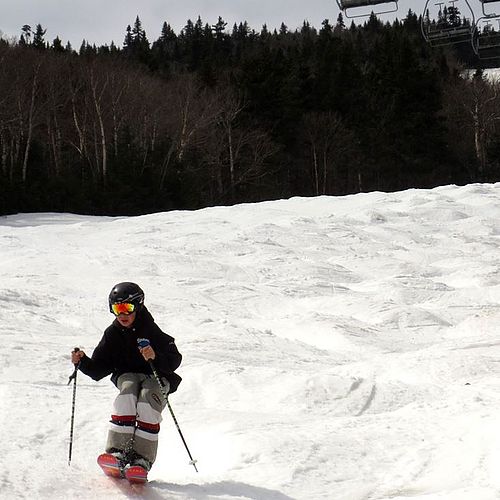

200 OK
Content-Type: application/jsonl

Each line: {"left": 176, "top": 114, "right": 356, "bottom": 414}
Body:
{"left": 421, "top": 0, "right": 475, "bottom": 47}
{"left": 480, "top": 0, "right": 500, "bottom": 18}
{"left": 473, "top": 16, "right": 500, "bottom": 59}
{"left": 336, "top": 0, "right": 398, "bottom": 18}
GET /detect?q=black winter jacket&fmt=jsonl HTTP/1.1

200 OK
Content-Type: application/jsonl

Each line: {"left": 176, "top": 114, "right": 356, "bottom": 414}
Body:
{"left": 78, "top": 306, "right": 182, "bottom": 393}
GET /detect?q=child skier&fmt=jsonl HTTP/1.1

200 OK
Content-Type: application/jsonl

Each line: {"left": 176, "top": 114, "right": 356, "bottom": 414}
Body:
{"left": 71, "top": 282, "right": 182, "bottom": 482}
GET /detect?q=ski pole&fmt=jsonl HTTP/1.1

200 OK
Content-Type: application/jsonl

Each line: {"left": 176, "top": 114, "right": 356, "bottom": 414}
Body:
{"left": 137, "top": 339, "right": 198, "bottom": 472}
{"left": 67, "top": 347, "right": 80, "bottom": 466}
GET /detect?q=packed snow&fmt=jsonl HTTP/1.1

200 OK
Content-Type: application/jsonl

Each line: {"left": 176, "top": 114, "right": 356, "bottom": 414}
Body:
{"left": 1, "top": 183, "right": 500, "bottom": 500}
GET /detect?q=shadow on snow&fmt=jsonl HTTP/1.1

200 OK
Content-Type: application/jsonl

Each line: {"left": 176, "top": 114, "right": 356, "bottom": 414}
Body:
{"left": 146, "top": 479, "right": 295, "bottom": 499}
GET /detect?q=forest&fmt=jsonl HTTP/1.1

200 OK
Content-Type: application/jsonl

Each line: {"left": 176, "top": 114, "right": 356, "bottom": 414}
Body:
{"left": 1, "top": 9, "right": 500, "bottom": 215}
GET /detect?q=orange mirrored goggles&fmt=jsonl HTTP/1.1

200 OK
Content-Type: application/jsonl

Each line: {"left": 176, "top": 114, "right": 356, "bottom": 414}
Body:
{"left": 111, "top": 302, "right": 136, "bottom": 316}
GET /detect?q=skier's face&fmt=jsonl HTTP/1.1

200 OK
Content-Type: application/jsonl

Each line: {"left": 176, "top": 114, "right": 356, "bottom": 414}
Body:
{"left": 116, "top": 311, "right": 136, "bottom": 328}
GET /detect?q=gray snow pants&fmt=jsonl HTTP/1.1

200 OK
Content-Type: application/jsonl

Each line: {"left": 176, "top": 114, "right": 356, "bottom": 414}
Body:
{"left": 105, "top": 372, "right": 169, "bottom": 464}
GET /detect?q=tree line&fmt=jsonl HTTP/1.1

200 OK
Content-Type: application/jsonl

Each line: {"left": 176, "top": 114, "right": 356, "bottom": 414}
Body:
{"left": 1, "top": 11, "right": 500, "bottom": 216}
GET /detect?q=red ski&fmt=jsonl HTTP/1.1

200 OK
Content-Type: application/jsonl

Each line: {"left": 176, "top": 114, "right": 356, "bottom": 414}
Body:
{"left": 97, "top": 453, "right": 148, "bottom": 484}
{"left": 124, "top": 465, "right": 148, "bottom": 484}
{"left": 97, "top": 453, "right": 123, "bottom": 478}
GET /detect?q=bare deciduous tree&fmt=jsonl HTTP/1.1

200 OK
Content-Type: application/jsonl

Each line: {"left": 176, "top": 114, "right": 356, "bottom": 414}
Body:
{"left": 443, "top": 72, "right": 500, "bottom": 181}
{"left": 303, "top": 111, "right": 353, "bottom": 195}
{"left": 158, "top": 74, "right": 220, "bottom": 189}
{"left": 88, "top": 63, "right": 109, "bottom": 183}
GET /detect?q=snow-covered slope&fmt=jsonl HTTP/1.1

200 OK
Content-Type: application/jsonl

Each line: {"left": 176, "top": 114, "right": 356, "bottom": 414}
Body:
{"left": 1, "top": 183, "right": 500, "bottom": 499}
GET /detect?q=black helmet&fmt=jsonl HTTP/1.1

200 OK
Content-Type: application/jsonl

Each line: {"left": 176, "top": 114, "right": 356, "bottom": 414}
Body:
{"left": 108, "top": 282, "right": 145, "bottom": 313}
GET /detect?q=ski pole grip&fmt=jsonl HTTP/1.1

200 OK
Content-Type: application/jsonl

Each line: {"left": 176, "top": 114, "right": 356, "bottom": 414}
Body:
{"left": 137, "top": 338, "right": 150, "bottom": 349}
{"left": 68, "top": 348, "right": 81, "bottom": 384}
{"left": 138, "top": 339, "right": 166, "bottom": 391}
{"left": 72, "top": 347, "right": 81, "bottom": 366}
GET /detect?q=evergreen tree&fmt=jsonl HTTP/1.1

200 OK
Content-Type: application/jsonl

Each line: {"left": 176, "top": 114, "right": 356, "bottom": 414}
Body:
{"left": 21, "top": 25, "right": 32, "bottom": 45}
{"left": 213, "top": 16, "right": 227, "bottom": 41}
{"left": 51, "top": 36, "right": 64, "bottom": 52}
{"left": 179, "top": 17, "right": 207, "bottom": 71}
{"left": 212, "top": 16, "right": 230, "bottom": 68}
{"left": 79, "top": 39, "right": 87, "bottom": 55}
{"left": 151, "top": 22, "right": 178, "bottom": 74}
{"left": 32, "top": 24, "right": 47, "bottom": 50}
{"left": 123, "top": 25, "right": 133, "bottom": 50}
{"left": 335, "top": 14, "right": 345, "bottom": 32}
{"left": 131, "top": 16, "right": 148, "bottom": 47}
{"left": 159, "top": 21, "right": 177, "bottom": 53}
{"left": 123, "top": 16, "right": 150, "bottom": 63}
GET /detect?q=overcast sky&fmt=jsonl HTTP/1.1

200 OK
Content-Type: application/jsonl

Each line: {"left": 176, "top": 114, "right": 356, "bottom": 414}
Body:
{"left": 0, "top": 0, "right": 452, "bottom": 48}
